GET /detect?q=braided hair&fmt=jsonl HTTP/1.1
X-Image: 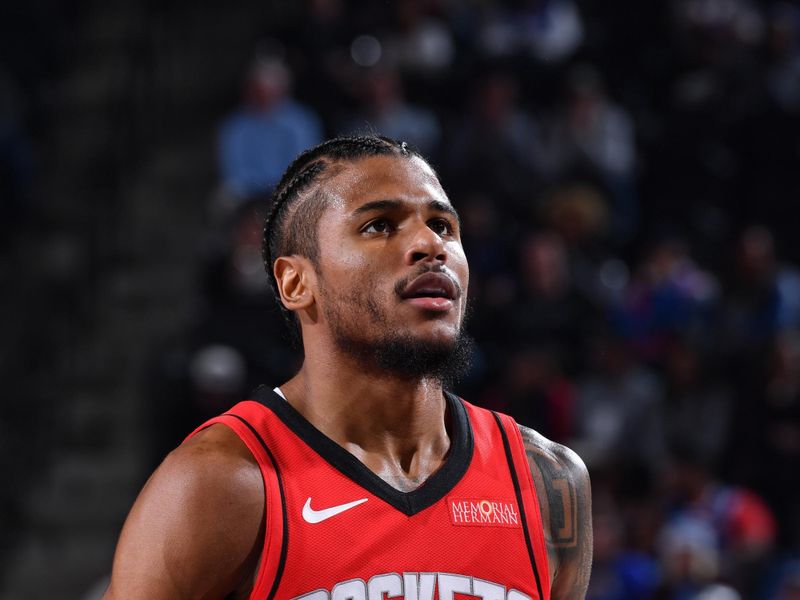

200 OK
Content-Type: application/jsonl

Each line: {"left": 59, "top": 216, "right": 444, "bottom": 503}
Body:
{"left": 262, "top": 134, "right": 422, "bottom": 328}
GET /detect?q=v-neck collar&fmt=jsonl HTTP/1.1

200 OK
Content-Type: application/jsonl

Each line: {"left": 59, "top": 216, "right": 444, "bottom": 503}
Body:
{"left": 252, "top": 385, "right": 474, "bottom": 516}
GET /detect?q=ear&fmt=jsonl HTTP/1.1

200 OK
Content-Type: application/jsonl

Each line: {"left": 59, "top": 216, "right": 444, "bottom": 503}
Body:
{"left": 274, "top": 256, "right": 316, "bottom": 311}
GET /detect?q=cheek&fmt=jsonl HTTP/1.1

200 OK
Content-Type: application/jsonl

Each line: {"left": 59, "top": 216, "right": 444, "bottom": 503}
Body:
{"left": 335, "top": 248, "right": 371, "bottom": 272}
{"left": 334, "top": 263, "right": 385, "bottom": 302}
{"left": 451, "top": 244, "right": 470, "bottom": 284}
{"left": 316, "top": 242, "right": 369, "bottom": 284}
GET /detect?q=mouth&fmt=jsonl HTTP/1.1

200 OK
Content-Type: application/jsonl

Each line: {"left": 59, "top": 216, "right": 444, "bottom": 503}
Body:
{"left": 398, "top": 271, "right": 459, "bottom": 312}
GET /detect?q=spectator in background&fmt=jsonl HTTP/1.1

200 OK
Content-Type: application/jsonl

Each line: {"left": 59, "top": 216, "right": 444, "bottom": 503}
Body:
{"left": 145, "top": 200, "right": 300, "bottom": 466}
{"left": 571, "top": 331, "right": 665, "bottom": 474}
{"left": 195, "top": 199, "right": 300, "bottom": 384}
{"left": 660, "top": 336, "right": 732, "bottom": 473}
{"left": 729, "top": 332, "right": 800, "bottom": 552}
{"left": 458, "top": 192, "right": 513, "bottom": 297}
{"left": 671, "top": 0, "right": 764, "bottom": 67}
{"left": 612, "top": 236, "right": 718, "bottom": 365}
{"left": 538, "top": 66, "right": 639, "bottom": 242}
{"left": 588, "top": 490, "right": 660, "bottom": 600}
{"left": 382, "top": 0, "right": 455, "bottom": 76}
{"left": 761, "top": 559, "right": 800, "bottom": 600}
{"left": 720, "top": 226, "right": 800, "bottom": 374}
{"left": 476, "top": 0, "right": 584, "bottom": 64}
{"left": 659, "top": 445, "right": 776, "bottom": 597}
{"left": 539, "top": 182, "right": 626, "bottom": 304}
{"left": 338, "top": 67, "right": 441, "bottom": 156}
{"left": 757, "top": 333, "right": 800, "bottom": 550}
{"left": 668, "top": 0, "right": 764, "bottom": 113}
{"left": 657, "top": 514, "right": 742, "bottom": 600}
{"left": 456, "top": 192, "right": 517, "bottom": 323}
{"left": 482, "top": 344, "right": 576, "bottom": 443}
{"left": 283, "top": 0, "right": 353, "bottom": 128}
{"left": 658, "top": 0, "right": 764, "bottom": 234}
{"left": 764, "top": 2, "right": 800, "bottom": 114}
{"left": 507, "top": 231, "right": 601, "bottom": 374}
{"left": 216, "top": 55, "right": 322, "bottom": 211}
{"left": 447, "top": 70, "right": 542, "bottom": 215}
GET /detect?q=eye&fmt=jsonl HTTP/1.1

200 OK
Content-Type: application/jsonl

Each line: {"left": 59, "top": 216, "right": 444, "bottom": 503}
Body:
{"left": 362, "top": 218, "right": 394, "bottom": 234}
{"left": 428, "top": 218, "right": 454, "bottom": 237}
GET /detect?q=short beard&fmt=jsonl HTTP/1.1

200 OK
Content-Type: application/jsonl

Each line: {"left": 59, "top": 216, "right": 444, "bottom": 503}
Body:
{"left": 332, "top": 327, "right": 475, "bottom": 387}
{"left": 320, "top": 280, "right": 474, "bottom": 385}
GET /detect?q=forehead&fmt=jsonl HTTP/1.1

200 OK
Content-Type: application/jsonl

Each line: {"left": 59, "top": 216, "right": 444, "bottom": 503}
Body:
{"left": 322, "top": 154, "right": 449, "bottom": 213}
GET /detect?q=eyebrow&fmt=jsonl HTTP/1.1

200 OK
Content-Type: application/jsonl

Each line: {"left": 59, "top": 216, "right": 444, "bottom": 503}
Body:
{"left": 352, "top": 198, "right": 461, "bottom": 224}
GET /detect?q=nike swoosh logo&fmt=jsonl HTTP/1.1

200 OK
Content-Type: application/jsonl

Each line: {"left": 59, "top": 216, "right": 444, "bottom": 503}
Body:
{"left": 302, "top": 497, "right": 368, "bottom": 524}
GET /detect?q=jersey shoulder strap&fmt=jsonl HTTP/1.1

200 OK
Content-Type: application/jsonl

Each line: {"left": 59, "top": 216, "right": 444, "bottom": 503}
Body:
{"left": 185, "top": 400, "right": 287, "bottom": 600}
{"left": 485, "top": 407, "right": 552, "bottom": 600}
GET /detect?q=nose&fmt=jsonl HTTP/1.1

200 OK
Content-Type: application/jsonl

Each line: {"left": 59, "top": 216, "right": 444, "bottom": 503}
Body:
{"left": 404, "top": 221, "right": 447, "bottom": 266}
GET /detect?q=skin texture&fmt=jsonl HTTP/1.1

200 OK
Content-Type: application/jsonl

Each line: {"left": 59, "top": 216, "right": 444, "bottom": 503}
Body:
{"left": 104, "top": 154, "right": 591, "bottom": 599}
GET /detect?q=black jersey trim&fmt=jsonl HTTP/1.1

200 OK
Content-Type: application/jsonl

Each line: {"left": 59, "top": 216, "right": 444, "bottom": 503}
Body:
{"left": 492, "top": 411, "right": 546, "bottom": 600}
{"left": 225, "top": 413, "right": 288, "bottom": 600}
{"left": 250, "top": 385, "right": 474, "bottom": 517}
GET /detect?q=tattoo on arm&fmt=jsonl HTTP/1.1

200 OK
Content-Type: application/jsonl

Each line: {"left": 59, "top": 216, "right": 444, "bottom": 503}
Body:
{"left": 520, "top": 426, "right": 593, "bottom": 600}
{"left": 526, "top": 450, "right": 577, "bottom": 549}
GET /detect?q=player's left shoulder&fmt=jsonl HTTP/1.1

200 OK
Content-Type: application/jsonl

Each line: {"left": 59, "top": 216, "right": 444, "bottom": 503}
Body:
{"left": 517, "top": 424, "right": 590, "bottom": 493}
{"left": 517, "top": 424, "right": 593, "bottom": 600}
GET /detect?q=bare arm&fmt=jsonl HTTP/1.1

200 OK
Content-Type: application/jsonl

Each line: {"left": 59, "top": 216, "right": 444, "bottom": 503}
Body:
{"left": 519, "top": 425, "right": 593, "bottom": 600}
{"left": 104, "top": 425, "right": 265, "bottom": 600}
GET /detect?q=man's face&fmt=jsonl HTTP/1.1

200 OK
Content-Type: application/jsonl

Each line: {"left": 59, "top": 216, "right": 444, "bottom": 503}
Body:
{"left": 311, "top": 154, "right": 470, "bottom": 378}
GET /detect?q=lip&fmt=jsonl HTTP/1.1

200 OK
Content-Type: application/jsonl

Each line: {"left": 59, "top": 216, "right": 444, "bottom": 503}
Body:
{"left": 404, "top": 296, "right": 455, "bottom": 312}
{"left": 399, "top": 271, "right": 459, "bottom": 312}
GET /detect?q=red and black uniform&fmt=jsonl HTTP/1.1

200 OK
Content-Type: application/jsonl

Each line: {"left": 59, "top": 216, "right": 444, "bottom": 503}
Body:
{"left": 188, "top": 387, "right": 551, "bottom": 600}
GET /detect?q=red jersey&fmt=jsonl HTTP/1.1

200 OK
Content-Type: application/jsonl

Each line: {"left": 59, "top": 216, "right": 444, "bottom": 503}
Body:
{"left": 188, "top": 386, "right": 551, "bottom": 600}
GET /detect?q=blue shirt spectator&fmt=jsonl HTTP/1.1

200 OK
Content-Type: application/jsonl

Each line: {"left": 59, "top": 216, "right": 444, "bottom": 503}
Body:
{"left": 218, "top": 57, "right": 322, "bottom": 199}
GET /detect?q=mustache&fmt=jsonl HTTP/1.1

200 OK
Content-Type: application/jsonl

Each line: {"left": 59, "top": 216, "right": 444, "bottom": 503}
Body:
{"left": 393, "top": 265, "right": 463, "bottom": 299}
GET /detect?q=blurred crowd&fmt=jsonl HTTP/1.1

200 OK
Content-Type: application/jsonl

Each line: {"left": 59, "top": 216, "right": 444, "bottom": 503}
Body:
{"left": 6, "top": 0, "right": 798, "bottom": 598}
{"left": 148, "top": 1, "right": 800, "bottom": 599}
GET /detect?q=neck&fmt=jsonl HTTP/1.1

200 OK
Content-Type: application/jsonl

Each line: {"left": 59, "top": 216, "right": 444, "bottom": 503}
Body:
{"left": 279, "top": 345, "right": 452, "bottom": 491}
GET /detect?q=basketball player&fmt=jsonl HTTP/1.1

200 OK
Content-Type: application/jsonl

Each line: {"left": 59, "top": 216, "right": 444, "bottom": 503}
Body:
{"left": 104, "top": 136, "right": 592, "bottom": 599}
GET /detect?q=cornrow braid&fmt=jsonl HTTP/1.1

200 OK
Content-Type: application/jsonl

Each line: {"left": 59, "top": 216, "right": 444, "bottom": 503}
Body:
{"left": 262, "top": 158, "right": 327, "bottom": 283}
{"left": 262, "top": 135, "right": 425, "bottom": 321}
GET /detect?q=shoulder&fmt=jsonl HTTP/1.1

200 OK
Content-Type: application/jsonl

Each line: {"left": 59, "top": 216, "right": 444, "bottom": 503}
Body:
{"left": 517, "top": 424, "right": 593, "bottom": 600}
{"left": 517, "top": 424, "right": 590, "bottom": 491}
{"left": 159, "top": 424, "right": 265, "bottom": 521}
{"left": 105, "top": 425, "right": 265, "bottom": 599}
{"left": 516, "top": 424, "right": 591, "bottom": 552}
{"left": 155, "top": 424, "right": 265, "bottom": 520}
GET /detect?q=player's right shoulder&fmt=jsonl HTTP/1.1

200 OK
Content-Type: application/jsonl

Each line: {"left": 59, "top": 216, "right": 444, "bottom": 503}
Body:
{"left": 104, "top": 424, "right": 265, "bottom": 599}
{"left": 152, "top": 423, "right": 265, "bottom": 528}
{"left": 176, "top": 420, "right": 261, "bottom": 472}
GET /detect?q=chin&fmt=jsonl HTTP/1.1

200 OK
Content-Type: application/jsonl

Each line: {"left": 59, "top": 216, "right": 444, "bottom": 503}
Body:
{"left": 407, "top": 321, "right": 462, "bottom": 346}
{"left": 332, "top": 319, "right": 473, "bottom": 383}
